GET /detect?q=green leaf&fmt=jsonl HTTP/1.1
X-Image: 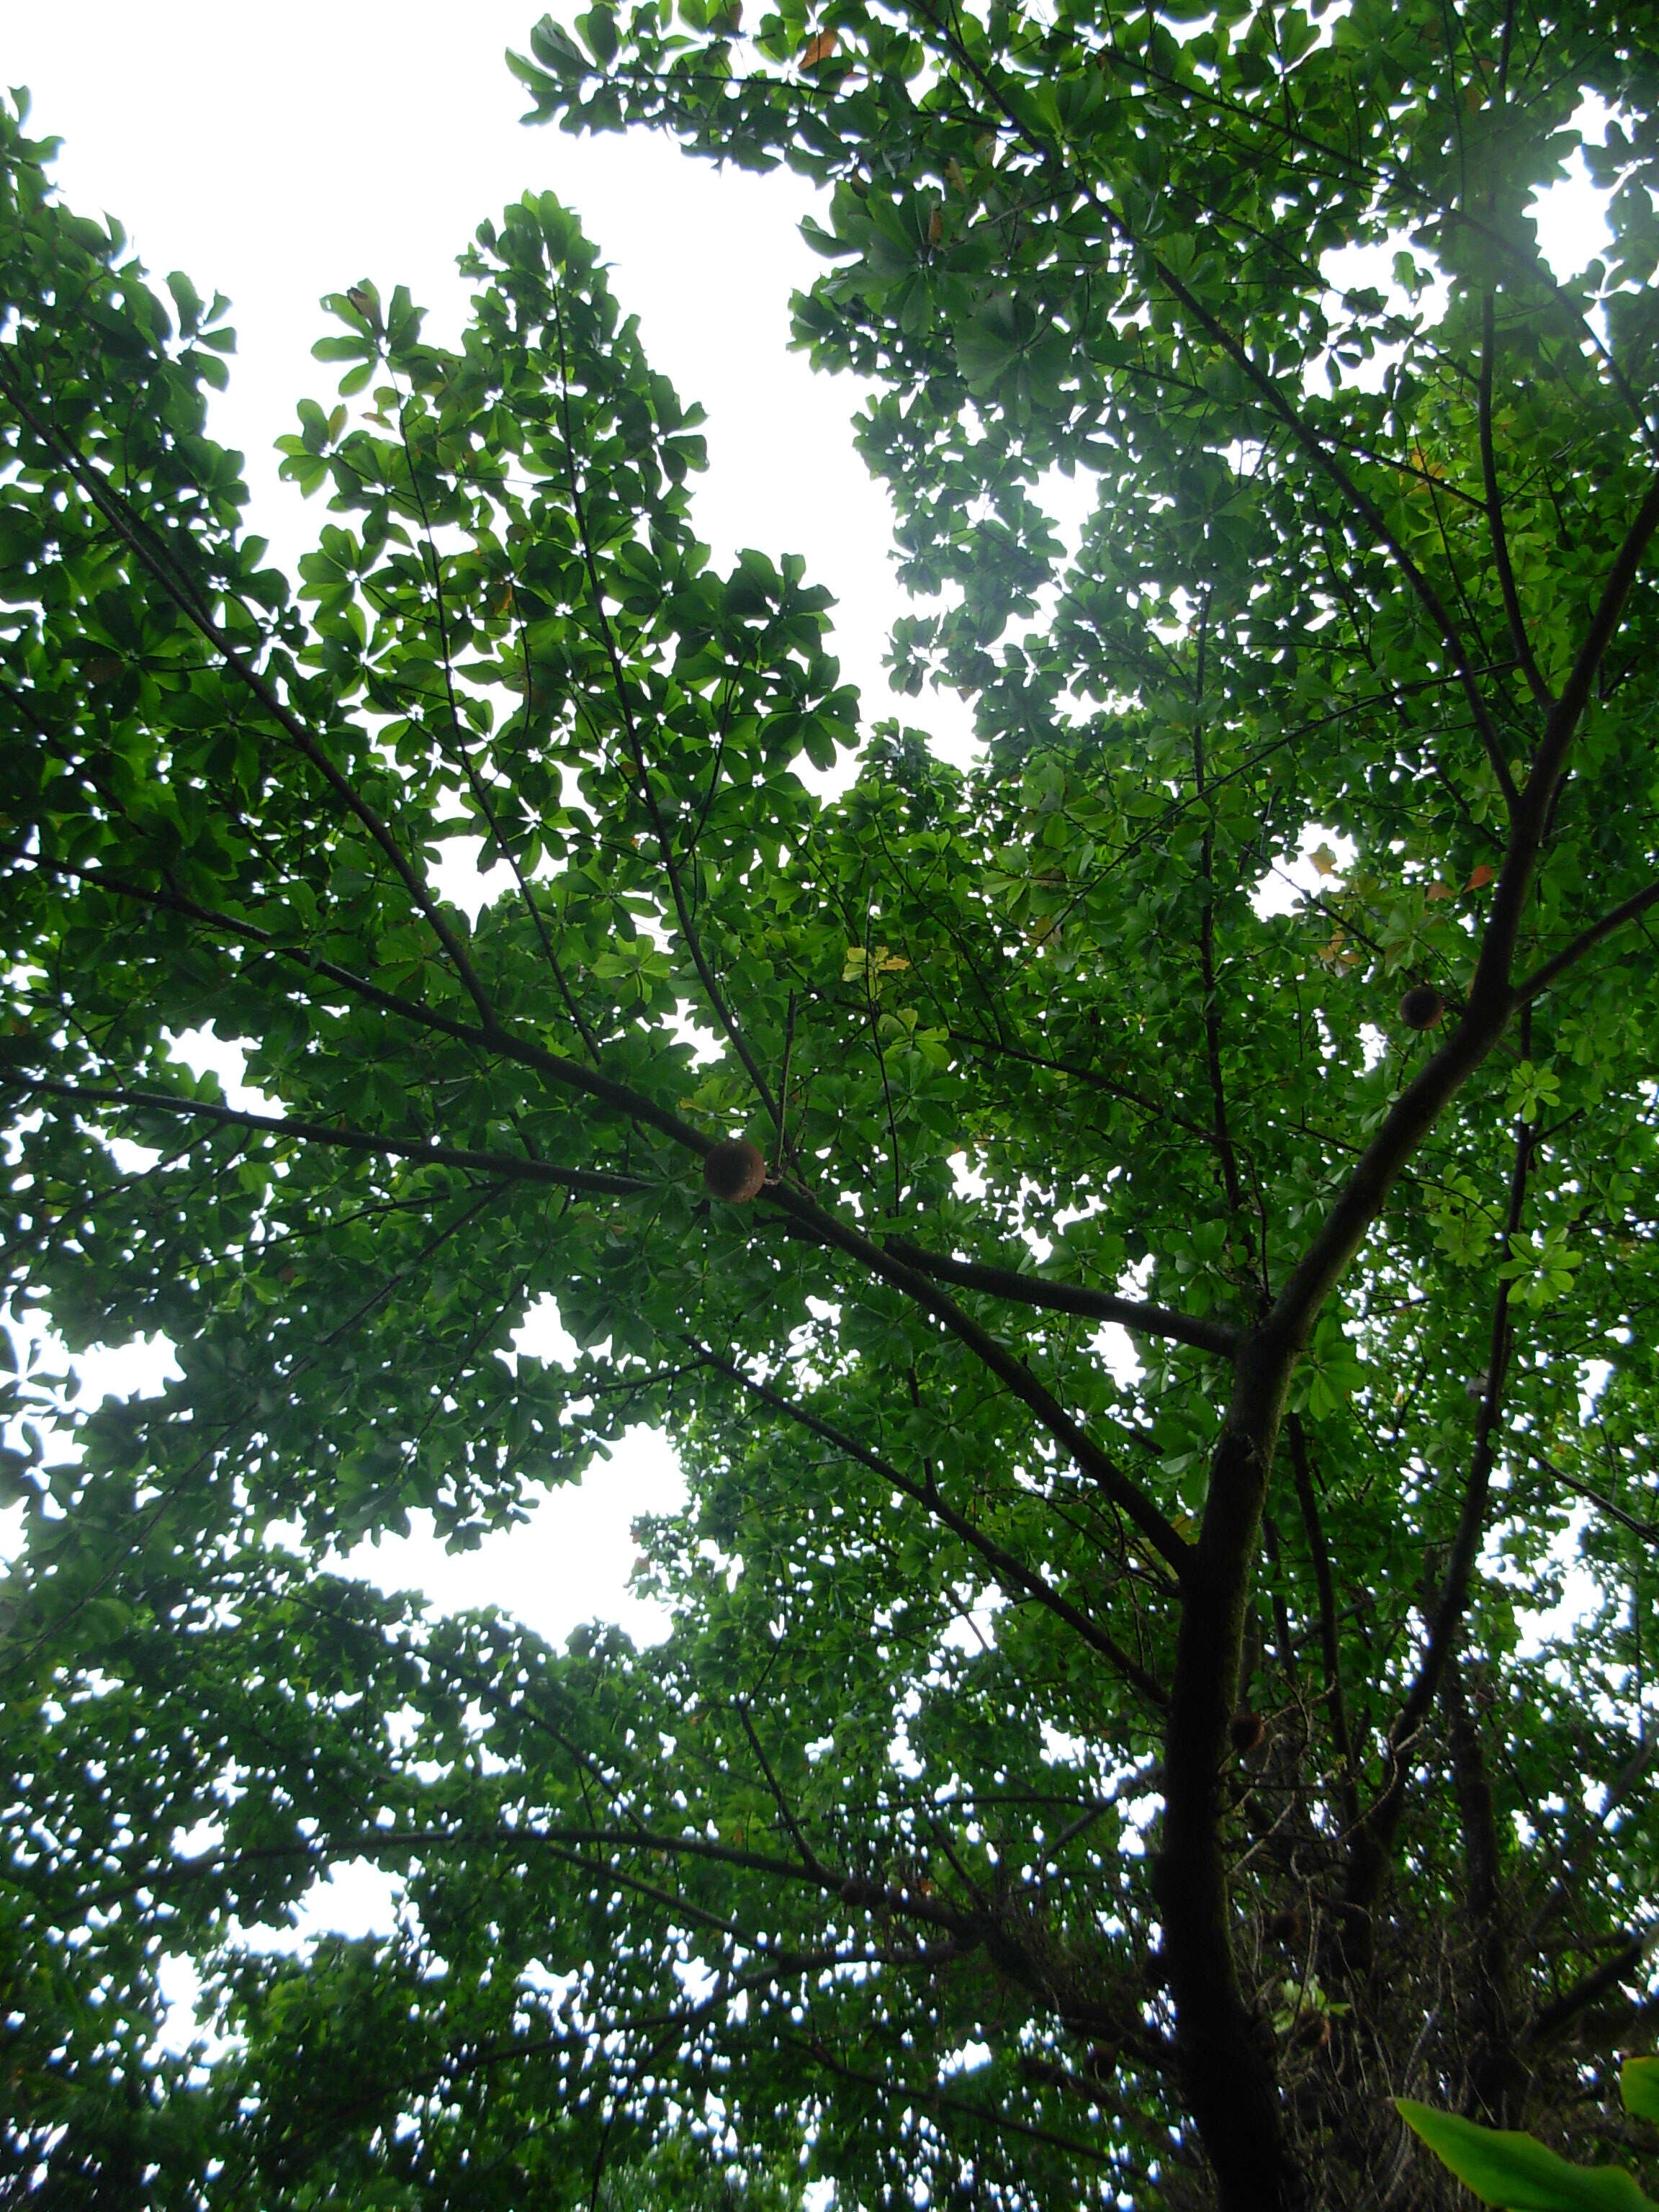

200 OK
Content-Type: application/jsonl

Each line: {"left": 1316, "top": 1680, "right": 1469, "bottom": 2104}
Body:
{"left": 165, "top": 269, "right": 204, "bottom": 336}
{"left": 577, "top": 5, "right": 619, "bottom": 63}
{"left": 1395, "top": 2103, "right": 1659, "bottom": 2211}
{"left": 1623, "top": 2062, "right": 1659, "bottom": 2128}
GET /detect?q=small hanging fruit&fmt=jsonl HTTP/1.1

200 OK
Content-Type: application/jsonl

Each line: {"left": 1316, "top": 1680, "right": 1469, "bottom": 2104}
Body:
{"left": 1398, "top": 985, "right": 1445, "bottom": 1031}
{"left": 703, "top": 1137, "right": 767, "bottom": 1202}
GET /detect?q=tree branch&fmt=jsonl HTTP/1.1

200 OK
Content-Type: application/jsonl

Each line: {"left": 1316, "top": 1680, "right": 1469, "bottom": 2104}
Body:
{"left": 0, "top": 354, "right": 506, "bottom": 1036}
{"left": 11, "top": 851, "right": 1201, "bottom": 1555}
{"left": 885, "top": 1238, "right": 1238, "bottom": 1357}
{"left": 760, "top": 1187, "right": 1190, "bottom": 1578}
{"left": 1287, "top": 1416, "right": 1358, "bottom": 1834}
{"left": 1514, "top": 878, "right": 1659, "bottom": 1006}
{"left": 1523, "top": 1933, "right": 1651, "bottom": 2052}
{"left": 548, "top": 294, "right": 783, "bottom": 1135}
{"left": 792, "top": 2031, "right": 1128, "bottom": 2167}
{"left": 388, "top": 379, "right": 604, "bottom": 1062}
{"left": 1523, "top": 472, "right": 1659, "bottom": 818}
{"left": 8, "top": 1074, "right": 652, "bottom": 1200}
{"left": 734, "top": 1701, "right": 838, "bottom": 1885}
{"left": 1266, "top": 470, "right": 1659, "bottom": 1367}
{"left": 1444, "top": 1655, "right": 1523, "bottom": 2122}
{"left": 1527, "top": 1448, "right": 1659, "bottom": 1545}
{"left": 1521, "top": 1738, "right": 1659, "bottom": 1949}
{"left": 1344, "top": 1116, "right": 1532, "bottom": 1939}
{"left": 691, "top": 1339, "right": 1171, "bottom": 1706}
{"left": 1104, "top": 231, "right": 1516, "bottom": 806}
{"left": 1479, "top": 295, "right": 1553, "bottom": 714}
{"left": 925, "top": 31, "right": 1532, "bottom": 822}
{"left": 1191, "top": 644, "right": 1246, "bottom": 1218}
{"left": 943, "top": 1024, "right": 1221, "bottom": 1151}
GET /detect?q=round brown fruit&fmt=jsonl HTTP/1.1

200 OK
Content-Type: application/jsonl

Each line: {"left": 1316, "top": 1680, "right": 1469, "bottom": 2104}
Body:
{"left": 703, "top": 1138, "right": 767, "bottom": 1203}
{"left": 1398, "top": 985, "right": 1445, "bottom": 1031}
{"left": 1229, "top": 1711, "right": 1266, "bottom": 1756}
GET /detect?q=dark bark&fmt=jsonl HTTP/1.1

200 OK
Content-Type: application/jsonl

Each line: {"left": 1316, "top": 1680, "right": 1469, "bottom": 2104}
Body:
{"left": 886, "top": 1236, "right": 1239, "bottom": 1356}
{"left": 1160, "top": 1377, "right": 1308, "bottom": 2211}
{"left": 1288, "top": 1416, "right": 1359, "bottom": 1835}
{"left": 1525, "top": 1935, "right": 1650, "bottom": 2051}
{"left": 1444, "top": 1660, "right": 1527, "bottom": 2125}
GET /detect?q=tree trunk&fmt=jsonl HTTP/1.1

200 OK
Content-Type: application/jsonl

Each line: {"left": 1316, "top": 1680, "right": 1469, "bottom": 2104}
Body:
{"left": 1161, "top": 1398, "right": 1308, "bottom": 2210}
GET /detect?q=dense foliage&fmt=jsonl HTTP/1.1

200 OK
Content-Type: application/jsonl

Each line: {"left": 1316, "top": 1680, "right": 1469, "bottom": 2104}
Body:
{"left": 3, "top": 0, "right": 1659, "bottom": 2201}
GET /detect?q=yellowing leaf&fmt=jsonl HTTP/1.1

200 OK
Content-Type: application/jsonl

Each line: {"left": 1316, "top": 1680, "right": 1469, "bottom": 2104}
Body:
{"left": 1310, "top": 843, "right": 1339, "bottom": 876}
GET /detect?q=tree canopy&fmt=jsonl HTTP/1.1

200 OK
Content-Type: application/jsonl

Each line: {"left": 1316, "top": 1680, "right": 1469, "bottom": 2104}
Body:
{"left": 2, "top": 0, "right": 1659, "bottom": 2203}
